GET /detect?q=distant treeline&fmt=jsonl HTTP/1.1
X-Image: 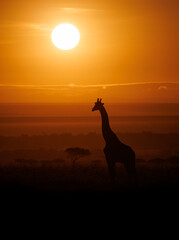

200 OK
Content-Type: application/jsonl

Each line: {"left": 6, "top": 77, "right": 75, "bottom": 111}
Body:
{"left": 0, "top": 132, "right": 179, "bottom": 152}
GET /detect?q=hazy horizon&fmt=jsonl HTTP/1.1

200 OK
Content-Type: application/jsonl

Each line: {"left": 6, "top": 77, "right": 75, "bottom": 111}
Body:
{"left": 0, "top": 102, "right": 178, "bottom": 136}
{"left": 1, "top": 102, "right": 179, "bottom": 117}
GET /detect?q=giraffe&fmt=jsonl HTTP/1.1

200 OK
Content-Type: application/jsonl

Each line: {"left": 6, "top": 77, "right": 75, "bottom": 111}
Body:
{"left": 92, "top": 98, "right": 136, "bottom": 185}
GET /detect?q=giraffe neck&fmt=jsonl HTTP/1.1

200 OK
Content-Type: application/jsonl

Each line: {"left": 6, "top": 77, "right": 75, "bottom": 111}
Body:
{"left": 99, "top": 106, "right": 113, "bottom": 143}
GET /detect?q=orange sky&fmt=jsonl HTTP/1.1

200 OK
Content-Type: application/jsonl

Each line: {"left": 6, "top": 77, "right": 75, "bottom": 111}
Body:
{"left": 0, "top": 0, "right": 179, "bottom": 103}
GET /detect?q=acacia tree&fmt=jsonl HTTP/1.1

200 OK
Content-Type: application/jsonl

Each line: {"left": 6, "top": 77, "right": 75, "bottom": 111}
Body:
{"left": 65, "top": 147, "right": 90, "bottom": 168}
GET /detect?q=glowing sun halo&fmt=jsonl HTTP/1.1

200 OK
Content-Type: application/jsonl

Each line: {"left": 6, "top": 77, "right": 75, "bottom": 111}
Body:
{"left": 51, "top": 23, "right": 80, "bottom": 50}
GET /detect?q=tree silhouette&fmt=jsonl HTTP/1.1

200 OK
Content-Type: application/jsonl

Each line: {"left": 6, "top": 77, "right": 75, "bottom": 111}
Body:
{"left": 65, "top": 147, "right": 90, "bottom": 168}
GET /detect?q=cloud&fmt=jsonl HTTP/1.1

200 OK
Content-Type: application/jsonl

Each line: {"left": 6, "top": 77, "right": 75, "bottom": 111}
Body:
{"left": 0, "top": 82, "right": 179, "bottom": 91}
{"left": 59, "top": 8, "right": 104, "bottom": 14}
{"left": 0, "top": 22, "right": 50, "bottom": 32}
{"left": 67, "top": 82, "right": 179, "bottom": 89}
{"left": 22, "top": 23, "right": 50, "bottom": 32}
{"left": 0, "top": 22, "right": 51, "bottom": 39}
{"left": 158, "top": 86, "right": 168, "bottom": 91}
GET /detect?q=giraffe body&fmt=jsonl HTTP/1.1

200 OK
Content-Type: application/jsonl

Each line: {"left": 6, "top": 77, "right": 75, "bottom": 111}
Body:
{"left": 92, "top": 98, "right": 136, "bottom": 185}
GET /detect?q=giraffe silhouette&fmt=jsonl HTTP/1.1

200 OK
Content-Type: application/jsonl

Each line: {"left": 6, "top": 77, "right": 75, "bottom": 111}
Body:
{"left": 92, "top": 98, "right": 136, "bottom": 185}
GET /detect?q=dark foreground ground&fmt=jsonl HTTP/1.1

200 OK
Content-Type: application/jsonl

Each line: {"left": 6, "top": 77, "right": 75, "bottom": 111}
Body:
{"left": 1, "top": 164, "right": 177, "bottom": 234}
{"left": 0, "top": 161, "right": 179, "bottom": 206}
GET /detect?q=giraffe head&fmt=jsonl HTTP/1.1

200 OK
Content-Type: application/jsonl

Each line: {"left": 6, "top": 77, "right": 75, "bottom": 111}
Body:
{"left": 92, "top": 98, "right": 104, "bottom": 111}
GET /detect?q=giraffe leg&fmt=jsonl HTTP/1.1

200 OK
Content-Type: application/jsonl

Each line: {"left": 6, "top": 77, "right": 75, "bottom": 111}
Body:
{"left": 125, "top": 164, "right": 132, "bottom": 186}
{"left": 124, "top": 158, "right": 137, "bottom": 188}
{"left": 107, "top": 159, "right": 116, "bottom": 185}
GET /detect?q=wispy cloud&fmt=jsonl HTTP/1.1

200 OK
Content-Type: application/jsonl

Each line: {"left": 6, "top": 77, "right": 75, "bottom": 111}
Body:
{"left": 0, "top": 22, "right": 51, "bottom": 32}
{"left": 158, "top": 86, "right": 168, "bottom": 91}
{"left": 22, "top": 23, "right": 50, "bottom": 31}
{"left": 0, "top": 82, "right": 179, "bottom": 90}
{"left": 59, "top": 8, "right": 104, "bottom": 14}
{"left": 67, "top": 82, "right": 179, "bottom": 89}
{"left": 0, "top": 22, "right": 51, "bottom": 39}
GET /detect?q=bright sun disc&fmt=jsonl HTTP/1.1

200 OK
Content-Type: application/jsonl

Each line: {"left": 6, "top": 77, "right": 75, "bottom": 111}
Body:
{"left": 51, "top": 23, "right": 80, "bottom": 50}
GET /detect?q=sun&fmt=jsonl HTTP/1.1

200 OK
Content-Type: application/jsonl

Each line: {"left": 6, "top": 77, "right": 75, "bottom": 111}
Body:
{"left": 51, "top": 23, "right": 80, "bottom": 50}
